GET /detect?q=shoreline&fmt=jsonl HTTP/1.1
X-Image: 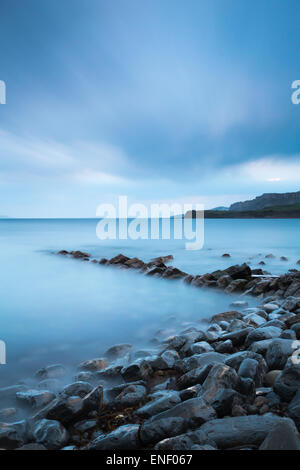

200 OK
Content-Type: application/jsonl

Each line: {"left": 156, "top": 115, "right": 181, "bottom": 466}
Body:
{"left": 1, "top": 253, "right": 300, "bottom": 450}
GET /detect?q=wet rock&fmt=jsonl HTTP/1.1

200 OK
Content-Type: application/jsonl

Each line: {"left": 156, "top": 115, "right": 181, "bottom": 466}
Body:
{"left": 154, "top": 429, "right": 215, "bottom": 450}
{"left": 224, "top": 263, "right": 252, "bottom": 280}
{"left": 274, "top": 365, "right": 300, "bottom": 401}
{"left": 210, "top": 389, "right": 243, "bottom": 418}
{"left": 147, "top": 350, "right": 179, "bottom": 370}
{"left": 222, "top": 253, "right": 231, "bottom": 258}
{"left": 16, "top": 389, "right": 56, "bottom": 410}
{"left": 0, "top": 420, "right": 28, "bottom": 449}
{"left": 176, "top": 364, "right": 213, "bottom": 390}
{"left": 61, "top": 381, "right": 93, "bottom": 398}
{"left": 88, "top": 424, "right": 140, "bottom": 450}
{"left": 73, "top": 419, "right": 98, "bottom": 432}
{"left": 219, "top": 327, "right": 254, "bottom": 347}
{"left": 238, "top": 358, "right": 262, "bottom": 386}
{"left": 162, "top": 267, "right": 187, "bottom": 280}
{"left": 78, "top": 358, "right": 107, "bottom": 372}
{"left": 291, "top": 323, "right": 300, "bottom": 339}
{"left": 104, "top": 344, "right": 132, "bottom": 361}
{"left": 189, "top": 341, "right": 214, "bottom": 355}
{"left": 281, "top": 329, "right": 297, "bottom": 340}
{"left": 288, "top": 390, "right": 300, "bottom": 429}
{"left": 115, "top": 384, "right": 147, "bottom": 407}
{"left": 225, "top": 279, "right": 249, "bottom": 293}
{"left": 150, "top": 255, "right": 174, "bottom": 264}
{"left": 214, "top": 340, "right": 233, "bottom": 354}
{"left": 225, "top": 351, "right": 267, "bottom": 379}
{"left": 243, "top": 313, "right": 266, "bottom": 328}
{"left": 70, "top": 250, "right": 91, "bottom": 259}
{"left": 250, "top": 339, "right": 273, "bottom": 356}
{"left": 211, "top": 310, "right": 242, "bottom": 323}
{"left": 260, "top": 419, "right": 300, "bottom": 450}
{"left": 179, "top": 352, "right": 226, "bottom": 374}
{"left": 136, "top": 391, "right": 181, "bottom": 418}
{"left": 124, "top": 258, "right": 145, "bottom": 269}
{"left": 140, "top": 417, "right": 186, "bottom": 445}
{"left": 35, "top": 364, "right": 66, "bottom": 380}
{"left": 198, "top": 414, "right": 288, "bottom": 449}
{"left": 121, "top": 359, "right": 152, "bottom": 382}
{"left": 31, "top": 419, "right": 69, "bottom": 450}
{"left": 263, "top": 370, "right": 281, "bottom": 387}
{"left": 202, "top": 364, "right": 239, "bottom": 403}
{"left": 266, "top": 339, "right": 296, "bottom": 369}
{"left": 245, "top": 326, "right": 282, "bottom": 347}
{"left": 34, "top": 395, "right": 85, "bottom": 425}
{"left": 216, "top": 275, "right": 232, "bottom": 288}
{"left": 232, "top": 405, "right": 247, "bottom": 417}
{"left": 109, "top": 254, "right": 130, "bottom": 265}
{"left": 148, "top": 397, "right": 217, "bottom": 427}
{"left": 179, "top": 385, "right": 202, "bottom": 401}
{"left": 95, "top": 365, "right": 123, "bottom": 385}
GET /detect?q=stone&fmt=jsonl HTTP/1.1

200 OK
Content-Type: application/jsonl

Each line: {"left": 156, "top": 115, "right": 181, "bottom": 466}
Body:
{"left": 198, "top": 414, "right": 288, "bottom": 449}
{"left": 259, "top": 420, "right": 300, "bottom": 450}
{"left": 211, "top": 311, "right": 242, "bottom": 323}
{"left": 154, "top": 429, "right": 215, "bottom": 450}
{"left": 210, "top": 389, "right": 243, "bottom": 418}
{"left": 88, "top": 424, "right": 140, "bottom": 450}
{"left": 224, "top": 263, "right": 252, "bottom": 280}
{"left": 238, "top": 359, "right": 262, "bottom": 386}
{"left": 78, "top": 358, "right": 107, "bottom": 372}
{"left": 230, "top": 301, "right": 248, "bottom": 308}
{"left": 266, "top": 339, "right": 296, "bottom": 369}
{"left": 225, "top": 279, "right": 249, "bottom": 293}
{"left": 136, "top": 391, "right": 181, "bottom": 419}
{"left": 288, "top": 390, "right": 300, "bottom": 429}
{"left": 73, "top": 419, "right": 98, "bottom": 432}
{"left": 189, "top": 341, "right": 214, "bottom": 355}
{"left": 104, "top": 344, "right": 132, "bottom": 361}
{"left": 176, "top": 364, "right": 213, "bottom": 390}
{"left": 179, "top": 352, "right": 225, "bottom": 374}
{"left": 140, "top": 417, "right": 186, "bottom": 446}
{"left": 148, "top": 397, "right": 217, "bottom": 427}
{"left": 250, "top": 339, "right": 273, "bottom": 356}
{"left": 35, "top": 364, "right": 66, "bottom": 380}
{"left": 16, "top": 389, "right": 56, "bottom": 410}
{"left": 34, "top": 395, "right": 85, "bottom": 425}
{"left": 274, "top": 365, "right": 300, "bottom": 401}
{"left": 215, "top": 340, "right": 234, "bottom": 354}
{"left": 61, "top": 381, "right": 93, "bottom": 398}
{"left": 121, "top": 359, "right": 152, "bottom": 382}
{"left": 219, "top": 327, "right": 254, "bottom": 347}
{"left": 264, "top": 370, "right": 281, "bottom": 387}
{"left": 245, "top": 327, "right": 282, "bottom": 347}
{"left": 115, "top": 384, "right": 146, "bottom": 408}
{"left": 202, "top": 364, "right": 239, "bottom": 403}
{"left": 0, "top": 420, "right": 28, "bottom": 449}
{"left": 292, "top": 323, "right": 300, "bottom": 339}
{"left": 225, "top": 351, "right": 267, "bottom": 374}
{"left": 31, "top": 419, "right": 69, "bottom": 450}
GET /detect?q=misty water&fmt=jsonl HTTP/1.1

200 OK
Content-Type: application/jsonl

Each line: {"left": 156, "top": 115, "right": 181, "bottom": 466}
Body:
{"left": 0, "top": 218, "right": 299, "bottom": 389}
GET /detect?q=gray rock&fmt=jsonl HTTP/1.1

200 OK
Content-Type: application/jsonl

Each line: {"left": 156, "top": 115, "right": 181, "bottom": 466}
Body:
{"left": 136, "top": 391, "right": 181, "bottom": 418}
{"left": 238, "top": 359, "right": 262, "bottom": 386}
{"left": 274, "top": 365, "right": 300, "bottom": 401}
{"left": 73, "top": 419, "right": 98, "bottom": 432}
{"left": 245, "top": 327, "right": 282, "bottom": 347}
{"left": 291, "top": 323, "right": 300, "bottom": 339}
{"left": 288, "top": 390, "right": 300, "bottom": 429}
{"left": 259, "top": 420, "right": 300, "bottom": 450}
{"left": 266, "top": 339, "right": 296, "bottom": 369}
{"left": 16, "top": 389, "right": 56, "bottom": 410}
{"left": 61, "top": 381, "right": 93, "bottom": 398}
{"left": 250, "top": 340, "right": 273, "bottom": 356}
{"left": 225, "top": 351, "right": 267, "bottom": 376}
{"left": 121, "top": 359, "right": 152, "bottom": 382}
{"left": 210, "top": 389, "right": 243, "bottom": 418}
{"left": 215, "top": 340, "right": 234, "bottom": 354}
{"left": 198, "top": 414, "right": 288, "bottom": 449}
{"left": 189, "top": 341, "right": 214, "bottom": 355}
{"left": 31, "top": 419, "right": 69, "bottom": 450}
{"left": 154, "top": 429, "right": 214, "bottom": 450}
{"left": 115, "top": 384, "right": 147, "bottom": 407}
{"left": 176, "top": 364, "right": 213, "bottom": 390}
{"left": 148, "top": 397, "right": 217, "bottom": 427}
{"left": 88, "top": 424, "right": 140, "bottom": 450}
{"left": 202, "top": 364, "right": 239, "bottom": 403}
{"left": 78, "top": 358, "right": 107, "bottom": 372}
{"left": 179, "top": 352, "right": 225, "bottom": 374}
{"left": 104, "top": 344, "right": 132, "bottom": 360}
{"left": 35, "top": 364, "right": 66, "bottom": 380}
{"left": 219, "top": 327, "right": 254, "bottom": 347}
{"left": 140, "top": 417, "right": 186, "bottom": 445}
{"left": 33, "top": 395, "right": 85, "bottom": 425}
{"left": 0, "top": 420, "right": 28, "bottom": 449}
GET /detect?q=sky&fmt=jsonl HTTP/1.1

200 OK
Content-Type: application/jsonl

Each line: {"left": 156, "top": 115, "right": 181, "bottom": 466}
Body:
{"left": 0, "top": 0, "right": 300, "bottom": 217}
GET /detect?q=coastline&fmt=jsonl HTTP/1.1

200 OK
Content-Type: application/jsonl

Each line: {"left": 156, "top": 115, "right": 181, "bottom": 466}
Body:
{"left": 1, "top": 252, "right": 300, "bottom": 450}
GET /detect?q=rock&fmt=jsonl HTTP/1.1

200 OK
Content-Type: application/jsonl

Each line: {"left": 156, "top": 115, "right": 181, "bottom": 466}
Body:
{"left": 232, "top": 405, "right": 247, "bottom": 417}
{"left": 140, "top": 417, "right": 186, "bottom": 445}
{"left": 238, "top": 359, "right": 262, "bottom": 386}
{"left": 162, "top": 267, "right": 187, "bottom": 280}
{"left": 179, "top": 385, "right": 202, "bottom": 401}
{"left": 222, "top": 253, "right": 231, "bottom": 258}
{"left": 73, "top": 419, "right": 98, "bottom": 432}
{"left": 216, "top": 275, "right": 232, "bottom": 288}
{"left": 292, "top": 323, "right": 300, "bottom": 339}
{"left": 154, "top": 429, "right": 212, "bottom": 450}
{"left": 104, "top": 344, "right": 132, "bottom": 361}
{"left": 211, "top": 311, "right": 242, "bottom": 323}
{"left": 243, "top": 313, "right": 266, "bottom": 328}
{"left": 266, "top": 339, "right": 296, "bottom": 369}
{"left": 280, "top": 256, "right": 289, "bottom": 262}
{"left": 178, "top": 352, "right": 225, "bottom": 374}
{"left": 34, "top": 395, "right": 85, "bottom": 425}
{"left": 210, "top": 389, "right": 243, "bottom": 418}
{"left": 288, "top": 390, "right": 300, "bottom": 429}
{"left": 265, "top": 254, "right": 275, "bottom": 259}
{"left": 264, "top": 370, "right": 281, "bottom": 387}
{"left": 0, "top": 420, "right": 28, "bottom": 449}
{"left": 109, "top": 254, "right": 130, "bottom": 265}
{"left": 35, "top": 364, "right": 66, "bottom": 380}
{"left": 202, "top": 364, "right": 239, "bottom": 403}
{"left": 215, "top": 340, "right": 234, "bottom": 354}
{"left": 16, "top": 443, "right": 47, "bottom": 450}
{"left": 176, "top": 364, "right": 213, "bottom": 390}
{"left": 16, "top": 389, "right": 56, "bottom": 410}
{"left": 225, "top": 279, "right": 249, "bottom": 293}
{"left": 281, "top": 329, "right": 297, "bottom": 340}
{"left": 230, "top": 301, "right": 248, "bottom": 308}
{"left": 61, "top": 381, "right": 93, "bottom": 398}
{"left": 225, "top": 351, "right": 266, "bottom": 372}
{"left": 148, "top": 397, "right": 217, "bottom": 427}
{"left": 136, "top": 391, "right": 181, "bottom": 418}
{"left": 78, "top": 358, "right": 107, "bottom": 372}
{"left": 219, "top": 327, "right": 254, "bottom": 347}
{"left": 147, "top": 351, "right": 179, "bottom": 370}
{"left": 31, "top": 419, "right": 69, "bottom": 450}
{"left": 198, "top": 414, "right": 288, "bottom": 449}
{"left": 274, "top": 365, "right": 300, "bottom": 401}
{"left": 189, "top": 341, "right": 214, "bottom": 355}
{"left": 88, "top": 424, "right": 140, "bottom": 450}
{"left": 70, "top": 250, "right": 91, "bottom": 259}
{"left": 121, "top": 359, "right": 152, "bottom": 382}
{"left": 150, "top": 255, "right": 174, "bottom": 264}
{"left": 245, "top": 327, "right": 282, "bottom": 347}
{"left": 224, "top": 263, "right": 252, "bottom": 280}
{"left": 250, "top": 339, "right": 273, "bottom": 356}
{"left": 115, "top": 384, "right": 147, "bottom": 408}
{"left": 259, "top": 420, "right": 300, "bottom": 450}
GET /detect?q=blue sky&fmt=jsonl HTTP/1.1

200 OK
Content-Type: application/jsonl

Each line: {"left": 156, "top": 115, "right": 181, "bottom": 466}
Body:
{"left": 0, "top": 0, "right": 300, "bottom": 217}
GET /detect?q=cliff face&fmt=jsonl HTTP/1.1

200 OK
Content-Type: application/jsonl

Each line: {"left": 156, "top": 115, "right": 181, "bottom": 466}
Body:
{"left": 229, "top": 191, "right": 300, "bottom": 211}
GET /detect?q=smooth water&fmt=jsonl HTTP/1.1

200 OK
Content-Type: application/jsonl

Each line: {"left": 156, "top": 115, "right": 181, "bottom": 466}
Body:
{"left": 0, "top": 218, "right": 299, "bottom": 387}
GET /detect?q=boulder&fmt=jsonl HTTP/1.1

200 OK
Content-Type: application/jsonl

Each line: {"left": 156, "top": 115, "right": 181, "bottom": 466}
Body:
{"left": 16, "top": 389, "right": 56, "bottom": 410}
{"left": 121, "top": 359, "right": 152, "bottom": 382}
{"left": 202, "top": 364, "right": 239, "bottom": 403}
{"left": 35, "top": 364, "right": 66, "bottom": 380}
{"left": 115, "top": 384, "right": 147, "bottom": 408}
{"left": 61, "top": 381, "right": 93, "bottom": 398}
{"left": 104, "top": 344, "right": 132, "bottom": 361}
{"left": 266, "top": 339, "right": 296, "bottom": 369}
{"left": 136, "top": 391, "right": 181, "bottom": 419}
{"left": 176, "top": 364, "right": 213, "bottom": 390}
{"left": 0, "top": 420, "right": 28, "bottom": 449}
{"left": 259, "top": 419, "right": 300, "bottom": 450}
{"left": 31, "top": 419, "right": 69, "bottom": 450}
{"left": 88, "top": 424, "right": 140, "bottom": 450}
{"left": 245, "top": 326, "right": 282, "bottom": 347}
{"left": 274, "top": 365, "right": 300, "bottom": 401}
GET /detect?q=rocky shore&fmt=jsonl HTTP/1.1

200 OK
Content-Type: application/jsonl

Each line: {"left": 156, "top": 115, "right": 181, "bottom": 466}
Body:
{"left": 1, "top": 252, "right": 300, "bottom": 450}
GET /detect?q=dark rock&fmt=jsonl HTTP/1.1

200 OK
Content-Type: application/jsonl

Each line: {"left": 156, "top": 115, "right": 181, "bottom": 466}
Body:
{"left": 198, "top": 414, "right": 288, "bottom": 449}
{"left": 109, "top": 254, "right": 130, "bottom": 265}
{"left": 104, "top": 344, "right": 132, "bottom": 360}
{"left": 140, "top": 417, "right": 186, "bottom": 446}
{"left": 33, "top": 395, "right": 85, "bottom": 425}
{"left": 250, "top": 339, "right": 273, "bottom": 356}
{"left": 259, "top": 420, "right": 300, "bottom": 450}
{"left": 88, "top": 424, "right": 140, "bottom": 450}
{"left": 61, "top": 381, "right": 93, "bottom": 398}
{"left": 0, "top": 420, "right": 28, "bottom": 449}
{"left": 225, "top": 279, "right": 249, "bottom": 293}
{"left": 154, "top": 429, "right": 213, "bottom": 450}
{"left": 121, "top": 359, "right": 152, "bottom": 382}
{"left": 274, "top": 365, "right": 300, "bottom": 401}
{"left": 16, "top": 443, "right": 47, "bottom": 450}
{"left": 238, "top": 358, "right": 262, "bottom": 386}
{"left": 31, "top": 419, "right": 69, "bottom": 450}
{"left": 202, "top": 364, "right": 239, "bottom": 403}
{"left": 245, "top": 327, "right": 282, "bottom": 347}
{"left": 292, "top": 323, "right": 300, "bottom": 339}
{"left": 210, "top": 389, "right": 243, "bottom": 418}
{"left": 219, "top": 327, "right": 254, "bottom": 347}
{"left": 115, "top": 384, "right": 147, "bottom": 408}
{"left": 78, "top": 358, "right": 108, "bottom": 372}
{"left": 176, "top": 364, "right": 213, "bottom": 390}
{"left": 215, "top": 340, "right": 234, "bottom": 354}
{"left": 179, "top": 352, "right": 225, "bottom": 374}
{"left": 189, "top": 341, "right": 214, "bottom": 355}
{"left": 35, "top": 364, "right": 66, "bottom": 380}
{"left": 266, "top": 339, "right": 296, "bottom": 369}
{"left": 224, "top": 263, "right": 252, "bottom": 280}
{"left": 211, "top": 310, "right": 242, "bottom": 323}
{"left": 16, "top": 389, "right": 56, "bottom": 410}
{"left": 136, "top": 391, "right": 181, "bottom": 418}
{"left": 288, "top": 390, "right": 300, "bottom": 429}
{"left": 263, "top": 370, "right": 281, "bottom": 387}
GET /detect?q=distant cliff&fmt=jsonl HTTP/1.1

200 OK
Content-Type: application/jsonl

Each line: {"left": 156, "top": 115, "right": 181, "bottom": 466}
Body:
{"left": 229, "top": 191, "right": 300, "bottom": 212}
